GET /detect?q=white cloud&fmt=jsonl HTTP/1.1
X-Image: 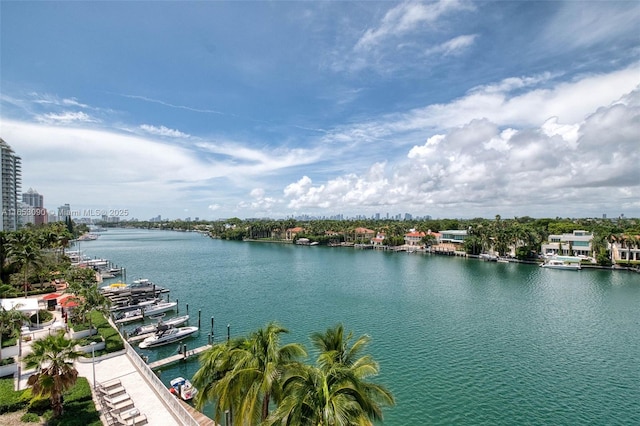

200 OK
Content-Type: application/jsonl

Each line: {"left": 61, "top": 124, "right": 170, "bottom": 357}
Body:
{"left": 424, "top": 34, "right": 478, "bottom": 56}
{"left": 140, "top": 124, "right": 190, "bottom": 138}
{"left": 36, "top": 111, "right": 97, "bottom": 123}
{"left": 355, "top": 0, "right": 473, "bottom": 52}
{"left": 208, "top": 204, "right": 221, "bottom": 211}
{"left": 543, "top": 2, "right": 640, "bottom": 50}
{"left": 283, "top": 83, "right": 640, "bottom": 217}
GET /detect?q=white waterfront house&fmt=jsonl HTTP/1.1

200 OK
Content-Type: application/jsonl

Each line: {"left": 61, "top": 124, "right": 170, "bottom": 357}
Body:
{"left": 541, "top": 230, "right": 593, "bottom": 257}
{"left": 439, "top": 230, "right": 468, "bottom": 245}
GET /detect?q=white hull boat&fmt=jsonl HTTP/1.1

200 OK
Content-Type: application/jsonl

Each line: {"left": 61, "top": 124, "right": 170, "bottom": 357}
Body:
{"left": 129, "top": 315, "right": 190, "bottom": 337}
{"left": 170, "top": 377, "right": 198, "bottom": 401}
{"left": 139, "top": 326, "right": 199, "bottom": 349}
{"left": 541, "top": 256, "right": 581, "bottom": 270}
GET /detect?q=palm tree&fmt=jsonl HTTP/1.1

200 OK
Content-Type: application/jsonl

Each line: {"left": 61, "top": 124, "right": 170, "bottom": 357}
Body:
{"left": 0, "top": 305, "right": 29, "bottom": 362}
{"left": 193, "top": 338, "right": 244, "bottom": 423}
{"left": 23, "top": 332, "right": 83, "bottom": 418}
{"left": 193, "top": 322, "right": 307, "bottom": 425}
{"left": 73, "top": 284, "right": 111, "bottom": 330}
{"left": 267, "top": 324, "right": 394, "bottom": 425}
{"left": 7, "top": 232, "right": 43, "bottom": 297}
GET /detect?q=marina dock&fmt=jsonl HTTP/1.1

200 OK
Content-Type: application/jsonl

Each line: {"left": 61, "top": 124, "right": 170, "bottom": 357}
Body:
{"left": 148, "top": 344, "right": 212, "bottom": 369}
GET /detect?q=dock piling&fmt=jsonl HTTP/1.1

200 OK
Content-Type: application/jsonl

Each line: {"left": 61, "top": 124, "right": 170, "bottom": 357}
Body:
{"left": 198, "top": 309, "right": 201, "bottom": 328}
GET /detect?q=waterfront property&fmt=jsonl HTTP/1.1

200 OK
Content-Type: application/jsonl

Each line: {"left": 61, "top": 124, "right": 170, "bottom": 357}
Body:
{"left": 541, "top": 230, "right": 594, "bottom": 257}
{"left": 79, "top": 228, "right": 640, "bottom": 425}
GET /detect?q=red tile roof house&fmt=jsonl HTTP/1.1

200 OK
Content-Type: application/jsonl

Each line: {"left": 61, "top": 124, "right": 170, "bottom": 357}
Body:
{"left": 285, "top": 227, "right": 305, "bottom": 240}
{"left": 371, "top": 233, "right": 386, "bottom": 246}
{"left": 351, "top": 227, "right": 375, "bottom": 242}
{"left": 404, "top": 231, "right": 426, "bottom": 246}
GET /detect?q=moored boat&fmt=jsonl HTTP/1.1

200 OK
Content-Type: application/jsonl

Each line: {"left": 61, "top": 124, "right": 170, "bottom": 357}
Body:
{"left": 169, "top": 377, "right": 198, "bottom": 401}
{"left": 540, "top": 256, "right": 582, "bottom": 270}
{"left": 139, "top": 325, "right": 199, "bottom": 349}
{"left": 129, "top": 314, "right": 190, "bottom": 337}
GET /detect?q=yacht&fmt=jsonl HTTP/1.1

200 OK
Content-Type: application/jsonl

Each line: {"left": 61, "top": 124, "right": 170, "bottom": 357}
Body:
{"left": 129, "top": 315, "right": 190, "bottom": 337}
{"left": 138, "top": 325, "right": 199, "bottom": 349}
{"left": 541, "top": 256, "right": 582, "bottom": 270}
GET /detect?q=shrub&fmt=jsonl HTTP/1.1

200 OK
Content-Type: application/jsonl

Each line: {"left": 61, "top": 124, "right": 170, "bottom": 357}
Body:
{"left": 0, "top": 378, "right": 31, "bottom": 414}
{"left": 20, "top": 411, "right": 41, "bottom": 422}
{"left": 0, "top": 357, "right": 15, "bottom": 367}
{"left": 29, "top": 309, "right": 53, "bottom": 325}
{"left": 28, "top": 396, "right": 50, "bottom": 415}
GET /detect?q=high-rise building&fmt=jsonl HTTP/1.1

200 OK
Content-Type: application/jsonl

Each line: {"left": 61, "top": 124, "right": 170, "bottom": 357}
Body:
{"left": 58, "top": 204, "right": 71, "bottom": 222}
{"left": 22, "top": 188, "right": 47, "bottom": 225}
{"left": 0, "top": 138, "right": 22, "bottom": 231}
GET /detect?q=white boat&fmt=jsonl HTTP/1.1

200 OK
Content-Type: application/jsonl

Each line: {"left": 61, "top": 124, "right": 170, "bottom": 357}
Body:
{"left": 139, "top": 325, "right": 199, "bottom": 349}
{"left": 541, "top": 256, "right": 582, "bottom": 270}
{"left": 142, "top": 301, "right": 177, "bottom": 317}
{"left": 129, "top": 315, "right": 190, "bottom": 337}
{"left": 170, "top": 377, "right": 198, "bottom": 401}
{"left": 115, "top": 301, "right": 177, "bottom": 321}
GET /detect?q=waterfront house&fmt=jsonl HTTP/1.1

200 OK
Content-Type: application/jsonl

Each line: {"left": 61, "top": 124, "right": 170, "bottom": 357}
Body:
{"left": 371, "top": 232, "right": 386, "bottom": 246}
{"left": 404, "top": 231, "right": 426, "bottom": 246}
{"left": 351, "top": 227, "right": 375, "bottom": 243}
{"left": 541, "top": 230, "right": 593, "bottom": 257}
{"left": 610, "top": 235, "right": 640, "bottom": 264}
{"left": 438, "top": 230, "right": 468, "bottom": 246}
{"left": 285, "top": 227, "right": 305, "bottom": 240}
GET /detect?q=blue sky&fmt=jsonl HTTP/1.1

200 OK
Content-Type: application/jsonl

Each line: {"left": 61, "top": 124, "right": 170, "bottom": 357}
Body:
{"left": 1, "top": 1, "right": 639, "bottom": 220}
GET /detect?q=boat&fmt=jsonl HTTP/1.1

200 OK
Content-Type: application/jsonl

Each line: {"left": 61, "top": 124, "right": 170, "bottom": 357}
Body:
{"left": 129, "top": 315, "right": 190, "bottom": 337}
{"left": 142, "top": 301, "right": 177, "bottom": 317}
{"left": 540, "top": 256, "right": 582, "bottom": 270}
{"left": 169, "top": 377, "right": 198, "bottom": 401}
{"left": 138, "top": 325, "right": 199, "bottom": 349}
{"left": 115, "top": 301, "right": 177, "bottom": 322}
{"left": 101, "top": 282, "right": 129, "bottom": 292}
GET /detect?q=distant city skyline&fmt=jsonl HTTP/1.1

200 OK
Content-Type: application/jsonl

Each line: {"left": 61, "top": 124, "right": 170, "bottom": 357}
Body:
{"left": 1, "top": 1, "right": 639, "bottom": 220}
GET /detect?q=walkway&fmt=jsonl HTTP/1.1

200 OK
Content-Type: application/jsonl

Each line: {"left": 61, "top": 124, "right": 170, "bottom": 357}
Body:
{"left": 12, "top": 294, "right": 211, "bottom": 425}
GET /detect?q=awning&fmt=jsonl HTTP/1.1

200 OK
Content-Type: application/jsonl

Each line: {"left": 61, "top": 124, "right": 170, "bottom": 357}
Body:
{"left": 42, "top": 293, "right": 62, "bottom": 301}
{"left": 1, "top": 298, "right": 39, "bottom": 313}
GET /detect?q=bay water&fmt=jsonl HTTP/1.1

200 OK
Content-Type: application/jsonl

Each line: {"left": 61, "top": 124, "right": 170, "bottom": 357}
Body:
{"left": 79, "top": 228, "right": 640, "bottom": 425}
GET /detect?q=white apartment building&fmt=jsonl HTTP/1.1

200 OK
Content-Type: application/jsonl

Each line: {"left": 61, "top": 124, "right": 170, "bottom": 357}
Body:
{"left": 0, "top": 138, "right": 22, "bottom": 231}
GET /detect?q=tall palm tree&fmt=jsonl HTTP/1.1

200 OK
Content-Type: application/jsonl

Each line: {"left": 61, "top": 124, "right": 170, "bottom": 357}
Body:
{"left": 23, "top": 332, "right": 83, "bottom": 418}
{"left": 7, "top": 232, "right": 43, "bottom": 297}
{"left": 0, "top": 305, "right": 30, "bottom": 362}
{"left": 193, "top": 338, "right": 245, "bottom": 423}
{"left": 193, "top": 322, "right": 307, "bottom": 425}
{"left": 267, "top": 324, "right": 394, "bottom": 425}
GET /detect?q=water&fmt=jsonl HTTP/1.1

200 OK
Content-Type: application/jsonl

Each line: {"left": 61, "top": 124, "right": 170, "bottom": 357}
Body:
{"left": 79, "top": 229, "right": 640, "bottom": 425}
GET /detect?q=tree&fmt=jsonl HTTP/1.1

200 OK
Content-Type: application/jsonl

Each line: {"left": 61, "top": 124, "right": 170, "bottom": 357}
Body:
{"left": 0, "top": 305, "right": 29, "bottom": 362}
{"left": 7, "top": 232, "right": 43, "bottom": 297}
{"left": 72, "top": 284, "right": 111, "bottom": 330}
{"left": 267, "top": 324, "right": 394, "bottom": 426}
{"left": 193, "top": 322, "right": 307, "bottom": 425}
{"left": 23, "top": 332, "right": 83, "bottom": 418}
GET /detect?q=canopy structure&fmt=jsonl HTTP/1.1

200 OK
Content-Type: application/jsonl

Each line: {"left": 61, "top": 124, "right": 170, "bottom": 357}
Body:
{"left": 1, "top": 297, "right": 40, "bottom": 327}
{"left": 1, "top": 297, "right": 39, "bottom": 313}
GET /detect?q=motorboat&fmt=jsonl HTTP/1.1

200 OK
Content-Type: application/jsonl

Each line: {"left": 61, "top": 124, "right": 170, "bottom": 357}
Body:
{"left": 169, "top": 377, "right": 198, "bottom": 401}
{"left": 101, "top": 282, "right": 129, "bottom": 292}
{"left": 129, "top": 315, "right": 190, "bottom": 337}
{"left": 142, "top": 301, "right": 177, "bottom": 317}
{"left": 540, "top": 256, "right": 582, "bottom": 270}
{"left": 138, "top": 325, "right": 199, "bottom": 349}
{"left": 114, "top": 301, "right": 177, "bottom": 323}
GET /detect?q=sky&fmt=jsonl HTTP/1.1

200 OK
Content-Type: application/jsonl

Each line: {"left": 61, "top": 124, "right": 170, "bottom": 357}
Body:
{"left": 1, "top": 1, "right": 639, "bottom": 221}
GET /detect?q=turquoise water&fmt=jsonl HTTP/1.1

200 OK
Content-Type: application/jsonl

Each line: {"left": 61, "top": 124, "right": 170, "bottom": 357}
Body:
{"left": 80, "top": 229, "right": 640, "bottom": 425}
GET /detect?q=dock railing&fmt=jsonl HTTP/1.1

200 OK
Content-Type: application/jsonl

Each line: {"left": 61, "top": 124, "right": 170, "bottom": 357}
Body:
{"left": 123, "top": 339, "right": 200, "bottom": 426}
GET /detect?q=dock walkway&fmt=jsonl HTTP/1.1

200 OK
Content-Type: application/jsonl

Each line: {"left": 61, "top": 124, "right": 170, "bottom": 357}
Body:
{"left": 148, "top": 344, "right": 212, "bottom": 369}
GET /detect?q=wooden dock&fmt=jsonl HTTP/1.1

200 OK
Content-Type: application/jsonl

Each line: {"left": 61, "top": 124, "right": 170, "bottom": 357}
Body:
{"left": 178, "top": 399, "right": 216, "bottom": 426}
{"left": 147, "top": 344, "right": 212, "bottom": 369}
